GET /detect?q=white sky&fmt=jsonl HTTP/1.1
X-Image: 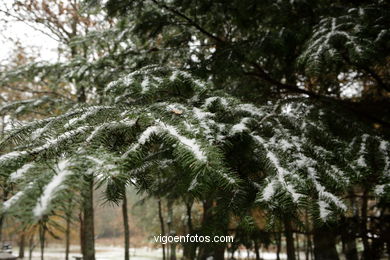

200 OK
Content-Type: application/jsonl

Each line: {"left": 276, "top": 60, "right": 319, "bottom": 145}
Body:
{"left": 0, "top": 7, "right": 59, "bottom": 64}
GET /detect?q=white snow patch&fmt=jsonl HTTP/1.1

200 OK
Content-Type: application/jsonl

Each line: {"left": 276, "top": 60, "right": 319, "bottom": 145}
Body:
{"left": 203, "top": 97, "right": 228, "bottom": 108}
{"left": 318, "top": 200, "right": 331, "bottom": 221}
{"left": 230, "top": 118, "right": 250, "bottom": 135}
{"left": 374, "top": 185, "right": 387, "bottom": 196}
{"left": 0, "top": 151, "right": 28, "bottom": 164}
{"left": 262, "top": 180, "right": 276, "bottom": 201}
{"left": 33, "top": 159, "right": 73, "bottom": 218}
{"left": 2, "top": 182, "right": 33, "bottom": 211}
{"left": 237, "top": 103, "right": 263, "bottom": 117}
{"left": 9, "top": 163, "right": 34, "bottom": 181}
{"left": 125, "top": 122, "right": 207, "bottom": 162}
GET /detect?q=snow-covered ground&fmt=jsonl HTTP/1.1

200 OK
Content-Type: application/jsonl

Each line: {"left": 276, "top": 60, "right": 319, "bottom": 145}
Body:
{"left": 12, "top": 246, "right": 288, "bottom": 260}
{"left": 12, "top": 246, "right": 161, "bottom": 260}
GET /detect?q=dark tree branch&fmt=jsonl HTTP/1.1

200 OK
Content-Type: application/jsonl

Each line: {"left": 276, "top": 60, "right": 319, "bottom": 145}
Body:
{"left": 150, "top": 0, "right": 224, "bottom": 43}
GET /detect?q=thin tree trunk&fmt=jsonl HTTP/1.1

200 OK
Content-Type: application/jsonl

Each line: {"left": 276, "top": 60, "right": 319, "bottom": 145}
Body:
{"left": 313, "top": 225, "right": 339, "bottom": 260}
{"left": 158, "top": 198, "right": 166, "bottom": 260}
{"left": 341, "top": 218, "right": 358, "bottom": 260}
{"left": 39, "top": 222, "right": 46, "bottom": 260}
{"left": 122, "top": 191, "right": 130, "bottom": 260}
{"left": 28, "top": 234, "right": 35, "bottom": 260}
{"left": 304, "top": 232, "right": 308, "bottom": 260}
{"left": 79, "top": 212, "right": 85, "bottom": 258}
{"left": 304, "top": 211, "right": 312, "bottom": 260}
{"left": 296, "top": 233, "right": 300, "bottom": 260}
{"left": 82, "top": 175, "right": 95, "bottom": 260}
{"left": 284, "top": 218, "right": 296, "bottom": 260}
{"left": 0, "top": 117, "right": 4, "bottom": 243}
{"left": 197, "top": 200, "right": 213, "bottom": 260}
{"left": 361, "top": 190, "right": 371, "bottom": 260}
{"left": 65, "top": 211, "right": 71, "bottom": 260}
{"left": 0, "top": 188, "right": 9, "bottom": 242}
{"left": 254, "top": 240, "right": 260, "bottom": 260}
{"left": 183, "top": 201, "right": 196, "bottom": 260}
{"left": 0, "top": 214, "right": 4, "bottom": 244}
{"left": 276, "top": 229, "right": 281, "bottom": 260}
{"left": 19, "top": 231, "right": 25, "bottom": 258}
{"left": 167, "top": 200, "right": 176, "bottom": 260}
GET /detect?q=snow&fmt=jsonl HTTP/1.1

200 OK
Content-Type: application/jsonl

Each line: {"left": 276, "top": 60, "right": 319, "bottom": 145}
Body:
{"left": 193, "top": 107, "right": 213, "bottom": 120}
{"left": 252, "top": 135, "right": 301, "bottom": 202}
{"left": 32, "top": 126, "right": 90, "bottom": 153}
{"left": 162, "top": 123, "right": 207, "bottom": 162}
{"left": 318, "top": 200, "right": 331, "bottom": 221}
{"left": 0, "top": 151, "right": 28, "bottom": 165}
{"left": 3, "top": 182, "right": 33, "bottom": 211}
{"left": 307, "top": 167, "right": 347, "bottom": 211}
{"left": 357, "top": 134, "right": 368, "bottom": 167}
{"left": 126, "top": 122, "right": 207, "bottom": 162}
{"left": 281, "top": 104, "right": 293, "bottom": 115}
{"left": 33, "top": 159, "right": 73, "bottom": 218}
{"left": 379, "top": 140, "right": 389, "bottom": 171}
{"left": 64, "top": 106, "right": 112, "bottom": 129}
{"left": 230, "top": 118, "right": 250, "bottom": 135}
{"left": 262, "top": 180, "right": 276, "bottom": 201}
{"left": 188, "top": 175, "right": 199, "bottom": 191}
{"left": 375, "top": 185, "right": 385, "bottom": 196}
{"left": 203, "top": 97, "right": 228, "bottom": 108}
{"left": 138, "top": 126, "right": 161, "bottom": 145}
{"left": 279, "top": 139, "right": 293, "bottom": 151}
{"left": 237, "top": 103, "right": 263, "bottom": 117}
{"left": 3, "top": 190, "right": 24, "bottom": 211}
{"left": 140, "top": 77, "right": 150, "bottom": 93}
{"left": 86, "top": 119, "right": 136, "bottom": 143}
{"left": 9, "top": 163, "right": 34, "bottom": 181}
{"left": 169, "top": 71, "right": 179, "bottom": 81}
{"left": 86, "top": 156, "right": 120, "bottom": 177}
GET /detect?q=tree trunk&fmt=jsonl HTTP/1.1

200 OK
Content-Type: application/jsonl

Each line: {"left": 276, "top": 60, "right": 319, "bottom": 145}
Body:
{"left": 28, "top": 234, "right": 36, "bottom": 260}
{"left": 197, "top": 200, "right": 226, "bottom": 260}
{"left": 19, "top": 231, "right": 25, "bottom": 258}
{"left": 254, "top": 240, "right": 260, "bottom": 260}
{"left": 341, "top": 218, "right": 358, "bottom": 260}
{"left": 158, "top": 198, "right": 166, "bottom": 260}
{"left": 296, "top": 233, "right": 300, "bottom": 260}
{"left": 0, "top": 188, "right": 9, "bottom": 242}
{"left": 361, "top": 190, "right": 372, "bottom": 260}
{"left": 82, "top": 175, "right": 95, "bottom": 260}
{"left": 65, "top": 211, "right": 71, "bottom": 260}
{"left": 183, "top": 201, "right": 197, "bottom": 260}
{"left": 276, "top": 230, "right": 281, "bottom": 260}
{"left": 0, "top": 214, "right": 3, "bottom": 243}
{"left": 197, "top": 200, "right": 213, "bottom": 260}
{"left": 313, "top": 225, "right": 339, "bottom": 260}
{"left": 39, "top": 222, "right": 46, "bottom": 260}
{"left": 122, "top": 191, "right": 130, "bottom": 260}
{"left": 213, "top": 246, "right": 225, "bottom": 260}
{"left": 284, "top": 218, "right": 296, "bottom": 260}
{"left": 167, "top": 199, "right": 176, "bottom": 260}
{"left": 79, "top": 212, "right": 85, "bottom": 257}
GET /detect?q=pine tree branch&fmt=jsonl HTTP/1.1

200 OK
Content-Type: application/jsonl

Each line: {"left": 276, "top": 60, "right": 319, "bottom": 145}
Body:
{"left": 147, "top": 2, "right": 321, "bottom": 98}
{"left": 340, "top": 52, "right": 389, "bottom": 92}
{"left": 150, "top": 0, "right": 224, "bottom": 43}
{"left": 361, "top": 66, "right": 389, "bottom": 92}
{"left": 245, "top": 64, "right": 320, "bottom": 98}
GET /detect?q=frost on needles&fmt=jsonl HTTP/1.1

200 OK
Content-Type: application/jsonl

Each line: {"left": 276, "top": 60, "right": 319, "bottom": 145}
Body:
{"left": 0, "top": 66, "right": 389, "bottom": 223}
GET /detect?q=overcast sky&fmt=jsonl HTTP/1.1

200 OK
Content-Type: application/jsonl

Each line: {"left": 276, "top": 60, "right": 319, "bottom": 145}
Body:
{"left": 0, "top": 8, "right": 59, "bottom": 64}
